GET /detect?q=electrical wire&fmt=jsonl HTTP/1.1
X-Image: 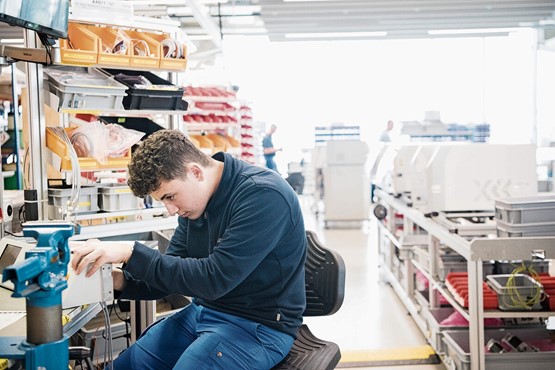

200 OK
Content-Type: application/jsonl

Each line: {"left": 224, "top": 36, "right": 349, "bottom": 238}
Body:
{"left": 47, "top": 127, "right": 81, "bottom": 222}
{"left": 503, "top": 262, "right": 544, "bottom": 310}
{"left": 100, "top": 301, "right": 114, "bottom": 369}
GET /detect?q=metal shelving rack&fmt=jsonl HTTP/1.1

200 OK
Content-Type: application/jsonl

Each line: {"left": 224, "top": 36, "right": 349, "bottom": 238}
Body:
{"left": 23, "top": 15, "right": 185, "bottom": 237}
{"left": 373, "top": 188, "right": 555, "bottom": 370}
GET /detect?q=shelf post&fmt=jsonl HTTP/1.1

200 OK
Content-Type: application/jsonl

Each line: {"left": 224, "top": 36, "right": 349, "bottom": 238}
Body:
{"left": 467, "top": 259, "right": 485, "bottom": 370}
{"left": 428, "top": 235, "right": 440, "bottom": 309}
{"left": 23, "top": 29, "right": 48, "bottom": 220}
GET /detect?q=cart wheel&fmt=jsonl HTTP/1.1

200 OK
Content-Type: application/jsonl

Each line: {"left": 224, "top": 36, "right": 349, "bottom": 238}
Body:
{"left": 373, "top": 204, "right": 387, "bottom": 220}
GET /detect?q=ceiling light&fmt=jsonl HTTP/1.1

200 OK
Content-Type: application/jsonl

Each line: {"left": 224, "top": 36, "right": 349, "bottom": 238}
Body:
{"left": 0, "top": 39, "right": 24, "bottom": 44}
{"left": 428, "top": 27, "right": 520, "bottom": 35}
{"left": 285, "top": 31, "right": 387, "bottom": 39}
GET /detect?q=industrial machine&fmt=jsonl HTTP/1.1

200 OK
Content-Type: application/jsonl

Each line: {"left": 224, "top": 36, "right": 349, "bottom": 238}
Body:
{"left": 0, "top": 222, "right": 78, "bottom": 369}
{"left": 323, "top": 140, "right": 370, "bottom": 227}
{"left": 412, "top": 143, "right": 537, "bottom": 213}
{"left": 374, "top": 143, "right": 537, "bottom": 213}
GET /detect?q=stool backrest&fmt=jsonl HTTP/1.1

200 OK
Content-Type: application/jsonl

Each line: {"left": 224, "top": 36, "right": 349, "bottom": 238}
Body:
{"left": 303, "top": 230, "right": 346, "bottom": 317}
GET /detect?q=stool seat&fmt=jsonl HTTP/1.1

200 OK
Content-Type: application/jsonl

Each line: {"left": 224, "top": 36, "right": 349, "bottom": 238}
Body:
{"left": 273, "top": 324, "right": 341, "bottom": 370}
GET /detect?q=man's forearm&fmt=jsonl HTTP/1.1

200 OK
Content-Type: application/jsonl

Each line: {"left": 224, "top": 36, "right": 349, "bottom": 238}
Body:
{"left": 112, "top": 269, "right": 127, "bottom": 291}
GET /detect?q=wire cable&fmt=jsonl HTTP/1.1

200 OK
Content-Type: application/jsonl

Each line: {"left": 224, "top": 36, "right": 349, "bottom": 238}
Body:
{"left": 47, "top": 127, "right": 81, "bottom": 222}
{"left": 503, "top": 261, "right": 544, "bottom": 310}
{"left": 100, "top": 301, "right": 114, "bottom": 369}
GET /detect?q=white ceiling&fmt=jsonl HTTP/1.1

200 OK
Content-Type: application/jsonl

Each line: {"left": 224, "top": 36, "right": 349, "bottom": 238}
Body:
{"left": 1, "top": 0, "right": 555, "bottom": 63}
{"left": 258, "top": 0, "right": 555, "bottom": 41}
{"left": 130, "top": 0, "right": 555, "bottom": 59}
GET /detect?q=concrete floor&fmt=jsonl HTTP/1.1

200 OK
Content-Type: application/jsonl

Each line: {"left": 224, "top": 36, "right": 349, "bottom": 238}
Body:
{"left": 300, "top": 195, "right": 446, "bottom": 370}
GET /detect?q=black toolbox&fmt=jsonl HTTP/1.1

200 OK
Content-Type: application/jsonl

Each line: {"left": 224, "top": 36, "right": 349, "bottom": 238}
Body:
{"left": 101, "top": 68, "right": 187, "bottom": 111}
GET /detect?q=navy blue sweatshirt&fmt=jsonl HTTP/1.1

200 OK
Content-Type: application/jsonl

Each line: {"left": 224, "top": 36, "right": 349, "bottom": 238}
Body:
{"left": 119, "top": 152, "right": 307, "bottom": 337}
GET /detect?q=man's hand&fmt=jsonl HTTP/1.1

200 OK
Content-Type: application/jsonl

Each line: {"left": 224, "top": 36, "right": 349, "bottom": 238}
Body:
{"left": 70, "top": 239, "right": 133, "bottom": 278}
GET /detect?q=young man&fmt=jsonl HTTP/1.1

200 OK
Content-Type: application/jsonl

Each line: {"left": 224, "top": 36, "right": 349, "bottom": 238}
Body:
{"left": 71, "top": 129, "right": 307, "bottom": 369}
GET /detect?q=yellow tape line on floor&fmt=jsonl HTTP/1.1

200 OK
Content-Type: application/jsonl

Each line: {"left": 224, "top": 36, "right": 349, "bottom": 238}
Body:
{"left": 340, "top": 345, "right": 436, "bottom": 363}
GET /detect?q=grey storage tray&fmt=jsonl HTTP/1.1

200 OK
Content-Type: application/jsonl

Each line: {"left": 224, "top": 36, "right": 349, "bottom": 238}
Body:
{"left": 496, "top": 220, "right": 555, "bottom": 237}
{"left": 48, "top": 184, "right": 99, "bottom": 219}
{"left": 443, "top": 328, "right": 555, "bottom": 370}
{"left": 494, "top": 260, "right": 550, "bottom": 275}
{"left": 44, "top": 66, "right": 127, "bottom": 110}
{"left": 486, "top": 274, "right": 543, "bottom": 311}
{"left": 98, "top": 185, "right": 141, "bottom": 211}
{"left": 425, "top": 307, "right": 467, "bottom": 354}
{"left": 495, "top": 195, "right": 555, "bottom": 224}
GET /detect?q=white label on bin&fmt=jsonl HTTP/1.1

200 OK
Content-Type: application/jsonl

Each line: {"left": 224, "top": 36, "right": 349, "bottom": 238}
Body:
{"left": 71, "top": 0, "right": 133, "bottom": 23}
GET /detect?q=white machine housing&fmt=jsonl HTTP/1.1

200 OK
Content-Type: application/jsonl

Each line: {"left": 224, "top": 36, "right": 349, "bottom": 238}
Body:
{"left": 372, "top": 143, "right": 422, "bottom": 196}
{"left": 323, "top": 140, "right": 370, "bottom": 223}
{"left": 410, "top": 143, "right": 537, "bottom": 212}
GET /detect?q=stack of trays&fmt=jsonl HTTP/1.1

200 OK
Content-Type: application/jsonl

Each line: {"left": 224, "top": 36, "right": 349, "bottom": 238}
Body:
{"left": 43, "top": 66, "right": 127, "bottom": 111}
{"left": 495, "top": 195, "right": 555, "bottom": 237}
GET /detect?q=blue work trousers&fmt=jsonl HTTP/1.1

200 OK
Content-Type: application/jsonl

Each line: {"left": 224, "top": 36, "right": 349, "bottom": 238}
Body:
{"left": 113, "top": 301, "right": 294, "bottom": 369}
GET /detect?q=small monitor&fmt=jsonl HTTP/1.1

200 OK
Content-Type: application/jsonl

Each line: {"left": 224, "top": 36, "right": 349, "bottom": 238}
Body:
{"left": 0, "top": 238, "right": 34, "bottom": 291}
{"left": 0, "top": 244, "right": 22, "bottom": 271}
{"left": 0, "top": 0, "right": 69, "bottom": 39}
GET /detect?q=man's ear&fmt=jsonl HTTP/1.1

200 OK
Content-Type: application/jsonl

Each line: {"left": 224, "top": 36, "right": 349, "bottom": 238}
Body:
{"left": 189, "top": 164, "right": 203, "bottom": 181}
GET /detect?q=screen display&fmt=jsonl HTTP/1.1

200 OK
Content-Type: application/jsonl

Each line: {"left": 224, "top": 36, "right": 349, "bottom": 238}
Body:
{"left": 0, "top": 0, "right": 69, "bottom": 39}
{"left": 0, "top": 244, "right": 22, "bottom": 272}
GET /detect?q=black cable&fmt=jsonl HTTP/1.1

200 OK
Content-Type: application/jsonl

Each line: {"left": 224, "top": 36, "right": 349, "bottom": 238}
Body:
{"left": 111, "top": 300, "right": 131, "bottom": 348}
{"left": 3, "top": 230, "right": 23, "bottom": 237}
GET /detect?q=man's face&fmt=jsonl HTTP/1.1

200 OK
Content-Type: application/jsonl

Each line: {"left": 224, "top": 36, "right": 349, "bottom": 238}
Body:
{"left": 150, "top": 167, "right": 208, "bottom": 220}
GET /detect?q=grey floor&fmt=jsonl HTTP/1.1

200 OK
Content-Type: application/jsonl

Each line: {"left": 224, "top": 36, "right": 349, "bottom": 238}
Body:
{"left": 300, "top": 196, "right": 446, "bottom": 370}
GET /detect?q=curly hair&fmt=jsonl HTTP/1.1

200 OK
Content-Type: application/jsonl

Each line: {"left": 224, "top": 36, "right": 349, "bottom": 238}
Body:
{"left": 127, "top": 130, "right": 211, "bottom": 198}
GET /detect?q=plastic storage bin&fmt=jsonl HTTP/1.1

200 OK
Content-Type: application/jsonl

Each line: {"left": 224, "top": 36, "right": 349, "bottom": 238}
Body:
{"left": 44, "top": 66, "right": 127, "bottom": 111}
{"left": 98, "top": 185, "right": 142, "bottom": 212}
{"left": 442, "top": 328, "right": 555, "bottom": 370}
{"left": 486, "top": 274, "right": 543, "bottom": 311}
{"left": 83, "top": 25, "right": 132, "bottom": 67}
{"left": 496, "top": 220, "right": 555, "bottom": 237}
{"left": 495, "top": 195, "right": 555, "bottom": 224}
{"left": 60, "top": 22, "right": 99, "bottom": 65}
{"left": 47, "top": 179, "right": 99, "bottom": 219}
{"left": 190, "top": 134, "right": 214, "bottom": 155}
{"left": 118, "top": 29, "right": 161, "bottom": 69}
{"left": 101, "top": 68, "right": 185, "bottom": 111}
{"left": 494, "top": 260, "right": 550, "bottom": 275}
{"left": 425, "top": 307, "right": 467, "bottom": 354}
{"left": 147, "top": 32, "right": 188, "bottom": 71}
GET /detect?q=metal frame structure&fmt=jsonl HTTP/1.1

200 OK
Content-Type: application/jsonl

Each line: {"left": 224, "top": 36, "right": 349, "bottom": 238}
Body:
{"left": 374, "top": 188, "right": 555, "bottom": 370}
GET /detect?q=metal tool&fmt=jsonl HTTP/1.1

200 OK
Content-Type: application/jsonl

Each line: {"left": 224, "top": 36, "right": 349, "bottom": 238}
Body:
{"left": 1, "top": 221, "right": 78, "bottom": 369}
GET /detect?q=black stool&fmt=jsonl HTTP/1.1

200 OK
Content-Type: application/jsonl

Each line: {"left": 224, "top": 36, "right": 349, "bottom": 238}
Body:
{"left": 273, "top": 230, "right": 346, "bottom": 370}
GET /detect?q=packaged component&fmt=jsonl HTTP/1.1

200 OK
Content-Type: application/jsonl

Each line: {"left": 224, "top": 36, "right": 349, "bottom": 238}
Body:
{"left": 99, "top": 116, "right": 164, "bottom": 141}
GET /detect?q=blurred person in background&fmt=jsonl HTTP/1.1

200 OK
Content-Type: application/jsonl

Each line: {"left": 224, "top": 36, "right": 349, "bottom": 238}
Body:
{"left": 379, "top": 120, "right": 394, "bottom": 142}
{"left": 263, "top": 124, "right": 282, "bottom": 172}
